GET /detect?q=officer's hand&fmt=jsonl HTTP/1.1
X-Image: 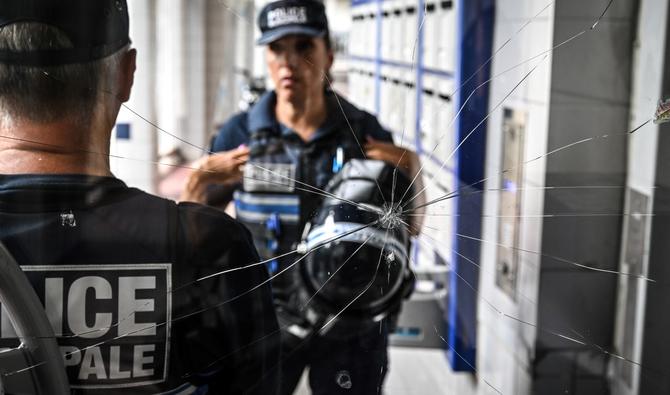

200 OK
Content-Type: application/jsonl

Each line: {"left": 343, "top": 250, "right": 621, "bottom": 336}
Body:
{"left": 180, "top": 145, "right": 249, "bottom": 203}
{"left": 364, "top": 136, "right": 417, "bottom": 176}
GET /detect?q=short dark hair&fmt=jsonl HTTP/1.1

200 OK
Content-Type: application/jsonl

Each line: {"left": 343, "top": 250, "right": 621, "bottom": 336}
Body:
{"left": 0, "top": 22, "right": 125, "bottom": 124}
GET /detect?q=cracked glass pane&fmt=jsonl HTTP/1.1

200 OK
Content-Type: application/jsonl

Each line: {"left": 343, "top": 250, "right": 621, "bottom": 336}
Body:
{"left": 0, "top": 0, "right": 666, "bottom": 394}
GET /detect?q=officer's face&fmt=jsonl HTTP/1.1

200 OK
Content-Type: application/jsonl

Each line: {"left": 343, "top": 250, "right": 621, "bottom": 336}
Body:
{"left": 266, "top": 34, "right": 333, "bottom": 103}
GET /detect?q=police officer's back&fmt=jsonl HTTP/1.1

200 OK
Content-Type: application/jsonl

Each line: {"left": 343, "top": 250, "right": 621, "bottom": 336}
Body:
{"left": 0, "top": 1, "right": 279, "bottom": 393}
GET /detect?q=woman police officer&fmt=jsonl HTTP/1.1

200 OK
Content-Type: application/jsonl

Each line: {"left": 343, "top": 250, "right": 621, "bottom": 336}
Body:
{"left": 182, "top": 0, "right": 423, "bottom": 393}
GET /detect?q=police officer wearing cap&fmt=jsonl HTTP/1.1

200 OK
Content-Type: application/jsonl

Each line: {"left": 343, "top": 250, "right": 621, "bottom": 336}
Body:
{"left": 0, "top": 1, "right": 279, "bottom": 393}
{"left": 182, "top": 0, "right": 423, "bottom": 393}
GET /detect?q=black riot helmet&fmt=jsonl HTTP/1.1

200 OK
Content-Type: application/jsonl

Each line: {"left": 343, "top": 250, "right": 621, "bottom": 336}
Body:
{"left": 299, "top": 159, "right": 414, "bottom": 332}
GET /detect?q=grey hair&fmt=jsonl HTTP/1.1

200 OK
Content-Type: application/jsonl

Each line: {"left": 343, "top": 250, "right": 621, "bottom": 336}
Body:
{"left": 0, "top": 22, "right": 127, "bottom": 125}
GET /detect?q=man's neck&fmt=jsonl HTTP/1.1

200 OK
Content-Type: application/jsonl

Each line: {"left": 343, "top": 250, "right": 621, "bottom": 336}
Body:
{"left": 0, "top": 117, "right": 113, "bottom": 176}
{"left": 275, "top": 91, "right": 328, "bottom": 141}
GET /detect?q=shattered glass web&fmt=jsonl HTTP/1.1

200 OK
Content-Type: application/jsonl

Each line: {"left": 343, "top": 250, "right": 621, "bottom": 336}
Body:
{"left": 1, "top": 0, "right": 668, "bottom": 393}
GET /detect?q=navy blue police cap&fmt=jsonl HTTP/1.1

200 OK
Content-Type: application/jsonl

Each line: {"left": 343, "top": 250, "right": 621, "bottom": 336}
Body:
{"left": 0, "top": 0, "right": 130, "bottom": 66}
{"left": 257, "top": 0, "right": 329, "bottom": 45}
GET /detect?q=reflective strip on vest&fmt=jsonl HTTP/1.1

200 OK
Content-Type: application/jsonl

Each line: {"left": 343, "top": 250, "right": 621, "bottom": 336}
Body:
{"left": 306, "top": 222, "right": 407, "bottom": 264}
{"left": 234, "top": 191, "right": 300, "bottom": 224}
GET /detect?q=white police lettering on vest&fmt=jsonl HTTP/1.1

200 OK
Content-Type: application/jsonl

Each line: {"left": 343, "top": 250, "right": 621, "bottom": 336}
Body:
{"left": 0, "top": 264, "right": 171, "bottom": 389}
{"left": 267, "top": 6, "right": 307, "bottom": 28}
{"left": 244, "top": 162, "right": 297, "bottom": 192}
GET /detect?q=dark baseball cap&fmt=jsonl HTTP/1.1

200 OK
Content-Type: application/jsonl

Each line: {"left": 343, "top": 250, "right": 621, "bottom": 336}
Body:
{"left": 257, "top": 0, "right": 329, "bottom": 45}
{"left": 0, "top": 0, "right": 130, "bottom": 66}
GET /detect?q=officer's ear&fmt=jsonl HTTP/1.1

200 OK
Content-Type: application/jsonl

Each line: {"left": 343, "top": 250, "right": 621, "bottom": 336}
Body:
{"left": 326, "top": 47, "right": 334, "bottom": 72}
{"left": 117, "top": 48, "right": 137, "bottom": 103}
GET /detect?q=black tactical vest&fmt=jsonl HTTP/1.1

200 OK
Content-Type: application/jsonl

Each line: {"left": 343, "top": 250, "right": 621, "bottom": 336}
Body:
{"left": 0, "top": 175, "right": 279, "bottom": 393}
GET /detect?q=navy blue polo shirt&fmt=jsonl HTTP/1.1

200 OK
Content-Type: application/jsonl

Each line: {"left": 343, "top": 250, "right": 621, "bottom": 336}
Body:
{"left": 211, "top": 90, "right": 393, "bottom": 152}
